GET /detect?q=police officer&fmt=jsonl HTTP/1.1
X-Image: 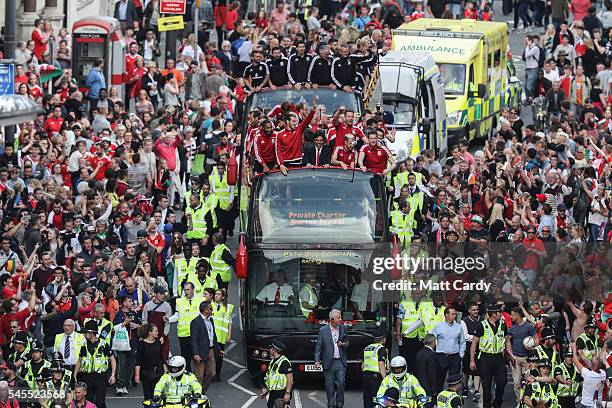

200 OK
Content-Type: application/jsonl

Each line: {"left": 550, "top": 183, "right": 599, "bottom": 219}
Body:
{"left": 307, "top": 46, "right": 334, "bottom": 88}
{"left": 154, "top": 356, "right": 202, "bottom": 403}
{"left": 523, "top": 360, "right": 557, "bottom": 408}
{"left": 21, "top": 341, "right": 50, "bottom": 389}
{"left": 554, "top": 348, "right": 580, "bottom": 408}
{"left": 576, "top": 317, "right": 599, "bottom": 362}
{"left": 261, "top": 340, "right": 293, "bottom": 408}
{"left": 209, "top": 232, "right": 235, "bottom": 290}
{"left": 534, "top": 328, "right": 559, "bottom": 367}
{"left": 437, "top": 374, "right": 464, "bottom": 408}
{"left": 43, "top": 362, "right": 71, "bottom": 408}
{"left": 287, "top": 41, "right": 312, "bottom": 90}
{"left": 74, "top": 320, "right": 116, "bottom": 408}
{"left": 266, "top": 47, "right": 289, "bottom": 88}
{"left": 84, "top": 304, "right": 114, "bottom": 347}
{"left": 51, "top": 352, "right": 74, "bottom": 386}
{"left": 469, "top": 304, "right": 516, "bottom": 408}
{"left": 363, "top": 327, "right": 388, "bottom": 408}
{"left": 377, "top": 356, "right": 427, "bottom": 406}
{"left": 9, "top": 331, "right": 30, "bottom": 369}
{"left": 243, "top": 50, "right": 270, "bottom": 92}
{"left": 174, "top": 282, "right": 201, "bottom": 373}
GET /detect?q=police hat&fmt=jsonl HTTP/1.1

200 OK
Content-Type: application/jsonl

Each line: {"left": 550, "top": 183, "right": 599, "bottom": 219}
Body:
{"left": 31, "top": 341, "right": 44, "bottom": 352}
{"left": 487, "top": 304, "right": 502, "bottom": 313}
{"left": 51, "top": 351, "right": 64, "bottom": 362}
{"left": 536, "top": 359, "right": 552, "bottom": 368}
{"left": 270, "top": 339, "right": 286, "bottom": 352}
{"left": 527, "top": 353, "right": 539, "bottom": 363}
{"left": 12, "top": 331, "right": 28, "bottom": 345}
{"left": 49, "top": 362, "right": 65, "bottom": 373}
{"left": 82, "top": 320, "right": 99, "bottom": 334}
{"left": 372, "top": 327, "right": 387, "bottom": 339}
{"left": 563, "top": 347, "right": 573, "bottom": 357}
{"left": 383, "top": 387, "right": 400, "bottom": 403}
{"left": 447, "top": 374, "right": 463, "bottom": 386}
{"left": 540, "top": 328, "right": 555, "bottom": 340}
{"left": 585, "top": 317, "right": 597, "bottom": 328}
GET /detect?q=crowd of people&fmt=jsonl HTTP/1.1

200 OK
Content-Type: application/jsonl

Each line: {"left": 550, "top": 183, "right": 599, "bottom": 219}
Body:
{"left": 0, "top": 0, "right": 610, "bottom": 407}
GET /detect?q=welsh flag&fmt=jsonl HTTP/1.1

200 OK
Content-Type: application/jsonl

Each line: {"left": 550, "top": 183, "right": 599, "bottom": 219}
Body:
{"left": 38, "top": 64, "right": 63, "bottom": 83}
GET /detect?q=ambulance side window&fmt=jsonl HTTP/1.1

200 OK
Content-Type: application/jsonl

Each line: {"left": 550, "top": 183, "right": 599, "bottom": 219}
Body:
{"left": 421, "top": 80, "right": 430, "bottom": 118}
{"left": 469, "top": 65, "right": 475, "bottom": 89}
{"left": 494, "top": 50, "right": 501, "bottom": 67}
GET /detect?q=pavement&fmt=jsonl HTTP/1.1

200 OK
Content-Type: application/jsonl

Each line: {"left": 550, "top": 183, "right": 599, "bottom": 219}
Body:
{"left": 107, "top": 4, "right": 539, "bottom": 407}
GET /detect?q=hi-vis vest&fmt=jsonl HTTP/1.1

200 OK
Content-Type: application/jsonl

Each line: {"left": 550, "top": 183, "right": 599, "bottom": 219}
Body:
{"left": 363, "top": 343, "right": 387, "bottom": 374}
{"left": 187, "top": 270, "right": 218, "bottom": 296}
{"left": 210, "top": 168, "right": 232, "bottom": 211}
{"left": 376, "top": 373, "right": 426, "bottom": 405}
{"left": 185, "top": 205, "right": 211, "bottom": 240}
{"left": 299, "top": 284, "right": 318, "bottom": 318}
{"left": 210, "top": 244, "right": 232, "bottom": 283}
{"left": 394, "top": 171, "right": 409, "bottom": 196}
{"left": 23, "top": 359, "right": 50, "bottom": 389}
{"left": 265, "top": 355, "right": 290, "bottom": 391}
{"left": 176, "top": 295, "right": 201, "bottom": 338}
{"left": 528, "top": 382, "right": 557, "bottom": 407}
{"left": 9, "top": 348, "right": 28, "bottom": 364}
{"left": 212, "top": 303, "right": 234, "bottom": 345}
{"left": 577, "top": 333, "right": 599, "bottom": 360}
{"left": 154, "top": 372, "right": 202, "bottom": 403}
{"left": 479, "top": 320, "right": 505, "bottom": 356}
{"left": 83, "top": 318, "right": 113, "bottom": 346}
{"left": 174, "top": 256, "right": 199, "bottom": 296}
{"left": 54, "top": 332, "right": 86, "bottom": 360}
{"left": 556, "top": 363, "right": 579, "bottom": 397}
{"left": 400, "top": 301, "right": 424, "bottom": 339}
{"left": 390, "top": 209, "right": 417, "bottom": 245}
{"left": 407, "top": 187, "right": 424, "bottom": 212}
{"left": 534, "top": 345, "right": 558, "bottom": 367}
{"left": 421, "top": 303, "right": 446, "bottom": 334}
{"left": 80, "top": 341, "right": 109, "bottom": 374}
{"left": 437, "top": 390, "right": 462, "bottom": 408}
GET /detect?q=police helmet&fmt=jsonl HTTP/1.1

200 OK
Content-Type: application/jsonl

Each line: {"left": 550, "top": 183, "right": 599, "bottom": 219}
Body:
{"left": 168, "top": 356, "right": 186, "bottom": 378}
{"left": 389, "top": 356, "right": 407, "bottom": 379}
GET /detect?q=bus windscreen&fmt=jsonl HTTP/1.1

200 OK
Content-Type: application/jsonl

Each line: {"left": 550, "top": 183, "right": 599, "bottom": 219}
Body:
{"left": 251, "top": 170, "right": 385, "bottom": 244}
{"left": 247, "top": 87, "right": 360, "bottom": 115}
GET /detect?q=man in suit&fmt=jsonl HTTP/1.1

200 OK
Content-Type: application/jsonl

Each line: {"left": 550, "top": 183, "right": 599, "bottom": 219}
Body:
{"left": 303, "top": 132, "right": 332, "bottom": 167}
{"left": 190, "top": 300, "right": 220, "bottom": 392}
{"left": 314, "top": 309, "right": 349, "bottom": 408}
{"left": 114, "top": 0, "right": 139, "bottom": 31}
{"left": 415, "top": 334, "right": 441, "bottom": 407}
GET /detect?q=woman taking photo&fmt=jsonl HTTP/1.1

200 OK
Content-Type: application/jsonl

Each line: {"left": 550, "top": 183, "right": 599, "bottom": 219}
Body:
{"left": 135, "top": 324, "right": 165, "bottom": 400}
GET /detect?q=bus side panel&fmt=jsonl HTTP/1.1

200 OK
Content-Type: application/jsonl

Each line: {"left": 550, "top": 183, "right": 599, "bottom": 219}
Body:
{"left": 433, "top": 74, "right": 448, "bottom": 159}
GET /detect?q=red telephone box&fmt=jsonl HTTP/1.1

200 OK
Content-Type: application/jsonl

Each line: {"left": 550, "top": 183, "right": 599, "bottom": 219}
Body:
{"left": 72, "top": 17, "right": 126, "bottom": 96}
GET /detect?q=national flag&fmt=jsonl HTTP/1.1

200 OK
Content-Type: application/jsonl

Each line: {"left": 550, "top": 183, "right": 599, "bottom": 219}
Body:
{"left": 38, "top": 64, "right": 63, "bottom": 83}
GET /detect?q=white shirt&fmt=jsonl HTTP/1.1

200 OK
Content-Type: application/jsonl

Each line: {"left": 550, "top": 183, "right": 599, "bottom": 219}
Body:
{"left": 202, "top": 314, "right": 214, "bottom": 347}
{"left": 58, "top": 333, "right": 78, "bottom": 366}
{"left": 330, "top": 325, "right": 340, "bottom": 358}
{"left": 580, "top": 367, "right": 606, "bottom": 406}
{"left": 118, "top": 0, "right": 128, "bottom": 20}
{"left": 144, "top": 39, "right": 154, "bottom": 62}
{"left": 256, "top": 283, "right": 294, "bottom": 304}
{"left": 543, "top": 69, "right": 560, "bottom": 83}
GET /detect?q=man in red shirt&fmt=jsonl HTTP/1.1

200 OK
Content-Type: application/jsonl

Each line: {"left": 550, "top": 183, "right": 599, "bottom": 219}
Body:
{"left": 253, "top": 120, "right": 277, "bottom": 173}
{"left": 522, "top": 225, "right": 546, "bottom": 273}
{"left": 330, "top": 107, "right": 366, "bottom": 148}
{"left": 358, "top": 129, "right": 395, "bottom": 175}
{"left": 0, "top": 291, "right": 36, "bottom": 344}
{"left": 331, "top": 133, "right": 357, "bottom": 169}
{"left": 124, "top": 42, "right": 140, "bottom": 109}
{"left": 275, "top": 97, "right": 317, "bottom": 175}
{"left": 31, "top": 19, "right": 49, "bottom": 61}
{"left": 87, "top": 142, "right": 112, "bottom": 181}
{"left": 43, "top": 106, "right": 64, "bottom": 135}
{"left": 14, "top": 65, "right": 29, "bottom": 85}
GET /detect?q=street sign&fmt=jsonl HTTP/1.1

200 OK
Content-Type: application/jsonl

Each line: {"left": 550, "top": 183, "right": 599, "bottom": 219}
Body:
{"left": 158, "top": 15, "right": 185, "bottom": 31}
{"left": 160, "top": 0, "right": 186, "bottom": 14}
{"left": 0, "top": 63, "right": 14, "bottom": 96}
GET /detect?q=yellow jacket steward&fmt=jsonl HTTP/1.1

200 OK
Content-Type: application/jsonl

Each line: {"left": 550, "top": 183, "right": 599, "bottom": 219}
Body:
{"left": 210, "top": 243, "right": 232, "bottom": 284}
{"left": 399, "top": 301, "right": 424, "bottom": 339}
{"left": 264, "top": 355, "right": 291, "bottom": 391}
{"left": 390, "top": 210, "right": 417, "bottom": 245}
{"left": 185, "top": 204, "right": 212, "bottom": 240}
{"left": 212, "top": 303, "right": 234, "bottom": 345}
{"left": 54, "top": 332, "right": 86, "bottom": 357}
{"left": 210, "top": 167, "right": 233, "bottom": 211}
{"left": 376, "top": 373, "right": 426, "bottom": 405}
{"left": 154, "top": 372, "right": 202, "bottom": 403}
{"left": 421, "top": 303, "right": 446, "bottom": 334}
{"left": 174, "top": 256, "right": 200, "bottom": 296}
{"left": 176, "top": 295, "right": 202, "bottom": 338}
{"left": 363, "top": 343, "right": 387, "bottom": 374}
{"left": 187, "top": 270, "right": 218, "bottom": 296}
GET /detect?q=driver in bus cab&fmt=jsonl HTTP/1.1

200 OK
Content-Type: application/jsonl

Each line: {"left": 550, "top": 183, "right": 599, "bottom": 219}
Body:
{"left": 256, "top": 271, "right": 295, "bottom": 306}
{"left": 299, "top": 272, "right": 320, "bottom": 317}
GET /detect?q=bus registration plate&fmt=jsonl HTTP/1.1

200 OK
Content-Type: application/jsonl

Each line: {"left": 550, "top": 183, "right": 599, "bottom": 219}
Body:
{"left": 305, "top": 365, "right": 322, "bottom": 372}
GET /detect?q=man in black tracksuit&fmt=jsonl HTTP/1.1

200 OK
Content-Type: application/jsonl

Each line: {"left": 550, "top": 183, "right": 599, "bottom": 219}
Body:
{"left": 307, "top": 46, "right": 334, "bottom": 88}
{"left": 243, "top": 50, "right": 269, "bottom": 92}
{"left": 287, "top": 41, "right": 312, "bottom": 90}
{"left": 266, "top": 47, "right": 289, "bottom": 88}
{"left": 331, "top": 44, "right": 359, "bottom": 91}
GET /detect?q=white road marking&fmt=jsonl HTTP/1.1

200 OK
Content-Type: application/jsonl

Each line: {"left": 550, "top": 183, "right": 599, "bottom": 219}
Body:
{"left": 225, "top": 357, "right": 246, "bottom": 369}
{"left": 241, "top": 395, "right": 258, "bottom": 408}
{"left": 294, "top": 389, "right": 303, "bottom": 408}
{"left": 238, "top": 279, "right": 244, "bottom": 331}
{"left": 226, "top": 340, "right": 237, "bottom": 354}
{"left": 228, "top": 368, "right": 256, "bottom": 396}
{"left": 308, "top": 391, "right": 327, "bottom": 408}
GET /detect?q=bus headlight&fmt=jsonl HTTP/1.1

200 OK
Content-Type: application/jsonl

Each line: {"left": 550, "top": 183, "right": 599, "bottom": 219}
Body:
{"left": 447, "top": 110, "right": 463, "bottom": 126}
{"left": 261, "top": 351, "right": 269, "bottom": 359}
{"left": 253, "top": 349, "right": 260, "bottom": 357}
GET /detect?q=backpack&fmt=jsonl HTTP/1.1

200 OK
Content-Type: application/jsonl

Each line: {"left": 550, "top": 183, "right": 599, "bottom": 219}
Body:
{"left": 537, "top": 45, "right": 546, "bottom": 69}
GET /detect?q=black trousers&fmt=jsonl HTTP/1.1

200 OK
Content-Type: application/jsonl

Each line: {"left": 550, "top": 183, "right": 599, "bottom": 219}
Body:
{"left": 179, "top": 336, "right": 193, "bottom": 372}
{"left": 215, "top": 343, "right": 225, "bottom": 379}
{"left": 558, "top": 396, "right": 576, "bottom": 408}
{"left": 79, "top": 372, "right": 107, "bottom": 408}
{"left": 141, "top": 370, "right": 161, "bottom": 400}
{"left": 267, "top": 389, "right": 287, "bottom": 408}
{"left": 399, "top": 337, "right": 423, "bottom": 374}
{"left": 362, "top": 372, "right": 383, "bottom": 408}
{"left": 478, "top": 354, "right": 507, "bottom": 408}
